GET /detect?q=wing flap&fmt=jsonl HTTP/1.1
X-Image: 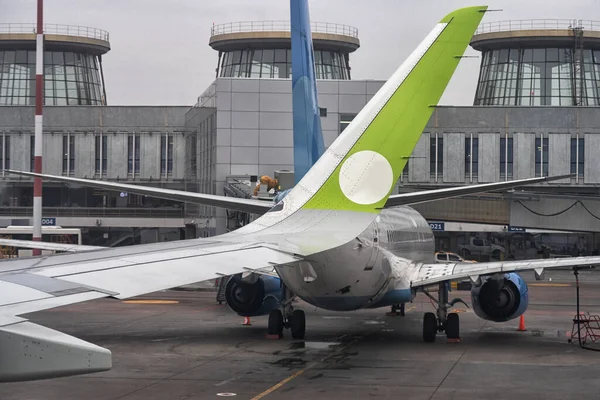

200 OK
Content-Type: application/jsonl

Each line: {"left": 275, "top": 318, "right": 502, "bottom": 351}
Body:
{"left": 0, "top": 320, "right": 111, "bottom": 382}
{"left": 411, "top": 256, "right": 600, "bottom": 287}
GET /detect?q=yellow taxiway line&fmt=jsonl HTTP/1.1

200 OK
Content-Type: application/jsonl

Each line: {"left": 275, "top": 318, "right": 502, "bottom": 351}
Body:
{"left": 529, "top": 283, "right": 571, "bottom": 287}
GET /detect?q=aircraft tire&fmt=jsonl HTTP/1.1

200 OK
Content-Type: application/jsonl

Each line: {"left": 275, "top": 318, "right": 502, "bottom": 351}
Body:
{"left": 290, "top": 310, "right": 306, "bottom": 340}
{"left": 268, "top": 310, "right": 284, "bottom": 336}
{"left": 423, "top": 312, "right": 437, "bottom": 343}
{"left": 446, "top": 312, "right": 460, "bottom": 339}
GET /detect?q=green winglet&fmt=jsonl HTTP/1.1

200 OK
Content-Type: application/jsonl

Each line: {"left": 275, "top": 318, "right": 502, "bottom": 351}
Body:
{"left": 302, "top": 6, "right": 487, "bottom": 213}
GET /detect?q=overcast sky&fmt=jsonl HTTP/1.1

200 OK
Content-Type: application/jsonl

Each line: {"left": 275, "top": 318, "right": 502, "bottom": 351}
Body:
{"left": 2, "top": 0, "right": 599, "bottom": 106}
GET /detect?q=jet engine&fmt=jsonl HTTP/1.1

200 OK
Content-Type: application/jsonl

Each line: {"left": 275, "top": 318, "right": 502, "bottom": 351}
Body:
{"left": 470, "top": 273, "right": 529, "bottom": 322}
{"left": 224, "top": 274, "right": 284, "bottom": 317}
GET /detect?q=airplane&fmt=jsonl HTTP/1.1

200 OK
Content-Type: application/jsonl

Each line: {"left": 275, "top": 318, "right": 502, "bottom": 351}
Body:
{"left": 2, "top": 5, "right": 599, "bottom": 383}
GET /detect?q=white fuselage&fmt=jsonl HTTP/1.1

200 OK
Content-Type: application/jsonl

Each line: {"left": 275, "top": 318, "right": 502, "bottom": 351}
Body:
{"left": 275, "top": 206, "right": 435, "bottom": 311}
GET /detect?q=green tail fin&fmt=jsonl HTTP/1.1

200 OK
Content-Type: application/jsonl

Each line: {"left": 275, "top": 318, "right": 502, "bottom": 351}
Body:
{"left": 298, "top": 6, "right": 487, "bottom": 213}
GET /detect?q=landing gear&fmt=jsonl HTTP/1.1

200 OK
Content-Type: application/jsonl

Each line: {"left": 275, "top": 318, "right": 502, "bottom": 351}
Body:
{"left": 446, "top": 312, "right": 460, "bottom": 339}
{"left": 422, "top": 282, "right": 465, "bottom": 342}
{"left": 269, "top": 285, "right": 306, "bottom": 339}
{"left": 289, "top": 310, "right": 306, "bottom": 339}
{"left": 423, "top": 312, "right": 437, "bottom": 342}
{"left": 268, "top": 310, "right": 284, "bottom": 336}
{"left": 388, "top": 303, "right": 405, "bottom": 316}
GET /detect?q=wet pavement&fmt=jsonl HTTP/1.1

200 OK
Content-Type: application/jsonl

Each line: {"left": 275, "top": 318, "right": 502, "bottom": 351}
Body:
{"left": 1, "top": 269, "right": 600, "bottom": 399}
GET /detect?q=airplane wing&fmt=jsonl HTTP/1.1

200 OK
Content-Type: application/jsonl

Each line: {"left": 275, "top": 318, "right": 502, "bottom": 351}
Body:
{"left": 410, "top": 256, "right": 600, "bottom": 288}
{"left": 0, "top": 239, "right": 301, "bottom": 382}
{"left": 5, "top": 173, "right": 571, "bottom": 216}
{"left": 383, "top": 175, "right": 572, "bottom": 208}
{"left": 0, "top": 238, "right": 104, "bottom": 252}
{"left": 5, "top": 170, "right": 273, "bottom": 215}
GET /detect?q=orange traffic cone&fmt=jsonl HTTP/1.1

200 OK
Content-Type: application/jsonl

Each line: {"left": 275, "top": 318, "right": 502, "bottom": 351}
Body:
{"left": 517, "top": 315, "right": 526, "bottom": 331}
{"left": 243, "top": 316, "right": 252, "bottom": 326}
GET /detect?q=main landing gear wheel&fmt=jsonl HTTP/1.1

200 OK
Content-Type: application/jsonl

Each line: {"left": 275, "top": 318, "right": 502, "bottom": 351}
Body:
{"left": 422, "top": 282, "right": 463, "bottom": 342}
{"left": 423, "top": 312, "right": 437, "bottom": 342}
{"left": 446, "top": 312, "right": 460, "bottom": 339}
{"left": 268, "top": 310, "right": 284, "bottom": 336}
{"left": 289, "top": 310, "right": 306, "bottom": 339}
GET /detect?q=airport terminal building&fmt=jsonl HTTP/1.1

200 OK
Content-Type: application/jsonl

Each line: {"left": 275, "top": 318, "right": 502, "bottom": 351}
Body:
{"left": 1, "top": 19, "right": 600, "bottom": 255}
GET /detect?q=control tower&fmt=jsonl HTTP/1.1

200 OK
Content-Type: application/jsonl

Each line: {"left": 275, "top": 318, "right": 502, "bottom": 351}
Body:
{"left": 0, "top": 23, "right": 110, "bottom": 106}
{"left": 470, "top": 19, "right": 600, "bottom": 106}
{"left": 209, "top": 21, "right": 360, "bottom": 79}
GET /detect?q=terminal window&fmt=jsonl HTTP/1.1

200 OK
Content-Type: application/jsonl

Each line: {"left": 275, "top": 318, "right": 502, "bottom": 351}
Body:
{"left": 571, "top": 137, "right": 584, "bottom": 177}
{"left": 0, "top": 50, "right": 104, "bottom": 106}
{"left": 62, "top": 135, "right": 75, "bottom": 175}
{"left": 95, "top": 134, "right": 108, "bottom": 175}
{"left": 127, "top": 134, "right": 141, "bottom": 175}
{"left": 218, "top": 49, "right": 350, "bottom": 80}
{"left": 464, "top": 136, "right": 478, "bottom": 178}
{"left": 0, "top": 134, "right": 9, "bottom": 170}
{"left": 161, "top": 134, "right": 174, "bottom": 174}
{"left": 475, "top": 48, "right": 600, "bottom": 106}
{"left": 535, "top": 137, "right": 549, "bottom": 177}
{"left": 430, "top": 136, "right": 443, "bottom": 179}
{"left": 500, "top": 137, "right": 513, "bottom": 180}
{"left": 339, "top": 114, "right": 356, "bottom": 134}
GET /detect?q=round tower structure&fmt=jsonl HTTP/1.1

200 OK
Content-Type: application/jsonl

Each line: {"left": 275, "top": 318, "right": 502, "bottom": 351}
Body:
{"left": 0, "top": 23, "right": 110, "bottom": 106}
{"left": 209, "top": 21, "right": 360, "bottom": 80}
{"left": 470, "top": 19, "right": 600, "bottom": 106}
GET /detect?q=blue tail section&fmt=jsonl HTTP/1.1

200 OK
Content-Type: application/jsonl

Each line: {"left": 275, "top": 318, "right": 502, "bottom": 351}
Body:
{"left": 290, "top": 0, "right": 324, "bottom": 184}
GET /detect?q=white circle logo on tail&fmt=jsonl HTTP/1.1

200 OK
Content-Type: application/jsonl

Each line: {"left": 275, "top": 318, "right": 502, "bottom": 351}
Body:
{"left": 339, "top": 150, "right": 394, "bottom": 205}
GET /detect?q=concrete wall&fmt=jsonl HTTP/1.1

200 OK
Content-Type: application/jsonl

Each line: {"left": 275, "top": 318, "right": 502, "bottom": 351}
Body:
{"left": 0, "top": 106, "right": 190, "bottom": 182}
{"left": 443, "top": 132, "right": 464, "bottom": 183}
{"left": 478, "top": 133, "right": 499, "bottom": 182}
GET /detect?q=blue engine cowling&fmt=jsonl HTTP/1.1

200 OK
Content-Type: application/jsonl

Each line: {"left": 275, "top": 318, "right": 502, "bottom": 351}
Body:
{"left": 471, "top": 273, "right": 529, "bottom": 322}
{"left": 225, "top": 274, "right": 284, "bottom": 317}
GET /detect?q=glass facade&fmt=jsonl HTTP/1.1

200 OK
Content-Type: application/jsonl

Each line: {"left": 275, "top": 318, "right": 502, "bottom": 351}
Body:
{"left": 474, "top": 48, "right": 600, "bottom": 106}
{"left": 0, "top": 50, "right": 104, "bottom": 106}
{"left": 217, "top": 49, "right": 351, "bottom": 79}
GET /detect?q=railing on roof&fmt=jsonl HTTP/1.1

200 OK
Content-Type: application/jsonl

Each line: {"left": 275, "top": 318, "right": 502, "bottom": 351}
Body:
{"left": 0, "top": 23, "right": 109, "bottom": 41}
{"left": 476, "top": 19, "right": 600, "bottom": 35}
{"left": 211, "top": 20, "right": 358, "bottom": 39}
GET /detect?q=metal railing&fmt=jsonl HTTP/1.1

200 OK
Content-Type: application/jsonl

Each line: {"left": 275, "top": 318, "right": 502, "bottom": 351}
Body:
{"left": 211, "top": 20, "right": 358, "bottom": 38}
{"left": 0, "top": 207, "right": 183, "bottom": 218}
{"left": 476, "top": 19, "right": 600, "bottom": 35}
{"left": 0, "top": 23, "right": 109, "bottom": 41}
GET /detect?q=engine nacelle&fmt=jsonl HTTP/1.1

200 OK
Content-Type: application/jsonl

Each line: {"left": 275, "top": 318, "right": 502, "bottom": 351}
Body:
{"left": 224, "top": 274, "right": 284, "bottom": 317}
{"left": 471, "top": 273, "right": 529, "bottom": 322}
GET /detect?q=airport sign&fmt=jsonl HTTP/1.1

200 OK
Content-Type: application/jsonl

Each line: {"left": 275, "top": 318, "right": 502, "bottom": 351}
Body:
{"left": 429, "top": 222, "right": 445, "bottom": 231}
{"left": 41, "top": 218, "right": 56, "bottom": 226}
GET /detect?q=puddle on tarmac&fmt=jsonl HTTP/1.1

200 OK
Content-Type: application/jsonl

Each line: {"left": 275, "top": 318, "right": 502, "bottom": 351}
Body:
{"left": 288, "top": 341, "right": 341, "bottom": 350}
{"left": 363, "top": 320, "right": 385, "bottom": 325}
{"left": 271, "top": 357, "right": 306, "bottom": 367}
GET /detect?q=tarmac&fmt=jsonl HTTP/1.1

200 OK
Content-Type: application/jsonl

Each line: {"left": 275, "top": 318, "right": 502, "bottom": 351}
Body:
{"left": 1, "top": 269, "right": 600, "bottom": 399}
